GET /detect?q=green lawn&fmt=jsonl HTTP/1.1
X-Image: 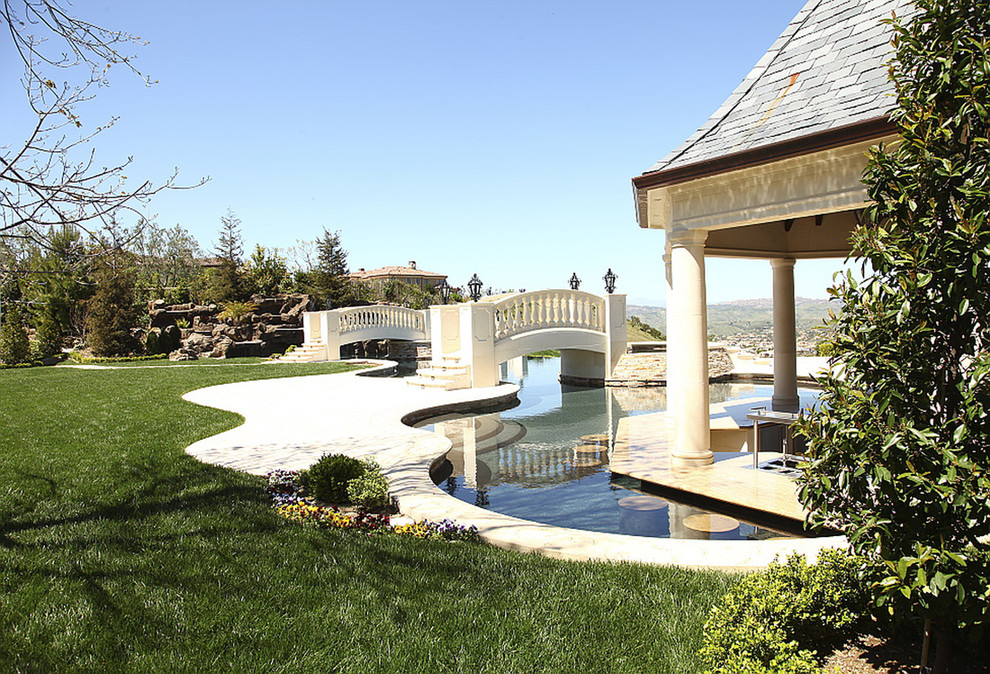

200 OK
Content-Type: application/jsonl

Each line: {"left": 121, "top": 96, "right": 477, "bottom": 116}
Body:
{"left": 0, "top": 363, "right": 737, "bottom": 672}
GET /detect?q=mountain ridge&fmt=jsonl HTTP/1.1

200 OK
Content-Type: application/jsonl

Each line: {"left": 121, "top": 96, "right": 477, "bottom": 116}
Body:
{"left": 627, "top": 297, "right": 833, "bottom": 338}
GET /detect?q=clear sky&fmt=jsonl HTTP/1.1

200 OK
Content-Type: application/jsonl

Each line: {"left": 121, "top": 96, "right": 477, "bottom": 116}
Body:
{"left": 3, "top": 0, "right": 857, "bottom": 305}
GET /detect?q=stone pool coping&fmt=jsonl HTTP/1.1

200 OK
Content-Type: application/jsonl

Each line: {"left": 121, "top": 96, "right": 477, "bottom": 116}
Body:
{"left": 182, "top": 360, "right": 847, "bottom": 571}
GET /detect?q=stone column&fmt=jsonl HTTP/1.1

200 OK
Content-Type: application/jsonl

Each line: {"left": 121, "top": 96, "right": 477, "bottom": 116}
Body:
{"left": 666, "top": 229, "right": 713, "bottom": 466}
{"left": 771, "top": 258, "right": 799, "bottom": 411}
{"left": 604, "top": 293, "right": 627, "bottom": 379}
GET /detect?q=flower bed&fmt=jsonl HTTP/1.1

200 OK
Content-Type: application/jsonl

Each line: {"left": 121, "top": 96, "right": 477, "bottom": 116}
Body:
{"left": 265, "top": 469, "right": 480, "bottom": 541}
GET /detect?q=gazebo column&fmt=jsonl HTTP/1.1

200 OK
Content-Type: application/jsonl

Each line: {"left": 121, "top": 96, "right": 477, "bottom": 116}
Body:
{"left": 666, "top": 229, "right": 713, "bottom": 466}
{"left": 771, "top": 257, "right": 800, "bottom": 411}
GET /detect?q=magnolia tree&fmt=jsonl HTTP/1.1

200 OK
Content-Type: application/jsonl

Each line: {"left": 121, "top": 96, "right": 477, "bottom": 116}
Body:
{"left": 796, "top": 1, "right": 990, "bottom": 670}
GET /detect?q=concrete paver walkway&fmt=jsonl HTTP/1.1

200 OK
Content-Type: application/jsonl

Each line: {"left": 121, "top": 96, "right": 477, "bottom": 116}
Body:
{"left": 183, "top": 362, "right": 845, "bottom": 570}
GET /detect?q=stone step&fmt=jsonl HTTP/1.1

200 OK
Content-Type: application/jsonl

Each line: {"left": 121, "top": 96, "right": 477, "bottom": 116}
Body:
{"left": 405, "top": 375, "right": 460, "bottom": 391}
{"left": 280, "top": 343, "right": 328, "bottom": 362}
{"left": 417, "top": 365, "right": 468, "bottom": 377}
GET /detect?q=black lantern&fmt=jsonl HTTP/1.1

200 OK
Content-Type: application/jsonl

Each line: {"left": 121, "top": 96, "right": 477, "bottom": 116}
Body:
{"left": 436, "top": 278, "right": 451, "bottom": 304}
{"left": 569, "top": 272, "right": 581, "bottom": 290}
{"left": 467, "top": 273, "right": 483, "bottom": 302}
{"left": 603, "top": 268, "right": 617, "bottom": 294}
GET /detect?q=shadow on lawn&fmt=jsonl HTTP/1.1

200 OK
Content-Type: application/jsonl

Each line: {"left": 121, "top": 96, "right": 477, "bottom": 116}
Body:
{"left": 0, "top": 468, "right": 265, "bottom": 549}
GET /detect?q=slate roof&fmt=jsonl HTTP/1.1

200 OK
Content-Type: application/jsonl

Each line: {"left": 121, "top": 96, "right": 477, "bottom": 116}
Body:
{"left": 643, "top": 0, "right": 912, "bottom": 176}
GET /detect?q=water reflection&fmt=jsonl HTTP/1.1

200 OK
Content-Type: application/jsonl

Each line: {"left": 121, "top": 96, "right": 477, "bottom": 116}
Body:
{"left": 419, "top": 357, "right": 799, "bottom": 541}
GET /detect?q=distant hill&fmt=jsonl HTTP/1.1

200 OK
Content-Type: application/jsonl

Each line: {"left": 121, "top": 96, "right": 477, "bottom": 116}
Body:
{"left": 627, "top": 298, "right": 833, "bottom": 338}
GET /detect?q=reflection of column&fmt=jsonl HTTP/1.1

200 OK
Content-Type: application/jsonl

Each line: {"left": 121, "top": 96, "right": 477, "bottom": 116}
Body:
{"left": 606, "top": 388, "right": 616, "bottom": 464}
{"left": 771, "top": 258, "right": 799, "bottom": 411}
{"left": 463, "top": 418, "right": 478, "bottom": 489}
{"left": 667, "top": 230, "right": 713, "bottom": 466}
{"left": 505, "top": 356, "right": 525, "bottom": 380}
{"left": 668, "top": 502, "right": 708, "bottom": 540}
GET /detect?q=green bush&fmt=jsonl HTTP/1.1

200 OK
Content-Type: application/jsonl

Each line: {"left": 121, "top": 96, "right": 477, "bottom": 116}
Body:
{"left": 300, "top": 453, "right": 366, "bottom": 504}
{"left": 346, "top": 459, "right": 389, "bottom": 508}
{"left": 145, "top": 329, "right": 161, "bottom": 355}
{"left": 699, "top": 549, "right": 868, "bottom": 674}
{"left": 0, "top": 305, "right": 31, "bottom": 365}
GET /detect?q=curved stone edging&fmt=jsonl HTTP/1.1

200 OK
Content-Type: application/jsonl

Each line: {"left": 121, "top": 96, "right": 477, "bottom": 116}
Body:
{"left": 181, "top": 361, "right": 847, "bottom": 571}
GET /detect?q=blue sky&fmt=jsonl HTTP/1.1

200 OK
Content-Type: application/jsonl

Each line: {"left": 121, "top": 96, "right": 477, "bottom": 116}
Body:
{"left": 2, "top": 0, "right": 858, "bottom": 305}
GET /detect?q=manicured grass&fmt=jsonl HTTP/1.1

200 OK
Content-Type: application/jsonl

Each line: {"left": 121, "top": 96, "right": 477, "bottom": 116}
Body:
{"left": 0, "top": 363, "right": 738, "bottom": 671}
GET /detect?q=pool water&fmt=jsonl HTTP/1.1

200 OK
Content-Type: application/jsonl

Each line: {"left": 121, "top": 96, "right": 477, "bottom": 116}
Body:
{"left": 418, "top": 357, "right": 819, "bottom": 541}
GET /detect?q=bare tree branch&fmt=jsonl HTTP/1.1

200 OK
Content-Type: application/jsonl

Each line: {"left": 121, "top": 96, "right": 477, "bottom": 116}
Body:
{"left": 0, "top": 0, "right": 206, "bottom": 286}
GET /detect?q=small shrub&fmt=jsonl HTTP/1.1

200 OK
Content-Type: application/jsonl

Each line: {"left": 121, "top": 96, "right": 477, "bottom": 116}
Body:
{"left": 0, "top": 305, "right": 31, "bottom": 365}
{"left": 217, "top": 301, "right": 257, "bottom": 324}
{"left": 174, "top": 318, "right": 191, "bottom": 329}
{"left": 346, "top": 459, "right": 389, "bottom": 507}
{"left": 699, "top": 549, "right": 869, "bottom": 674}
{"left": 300, "top": 453, "right": 366, "bottom": 504}
{"left": 145, "top": 329, "right": 161, "bottom": 355}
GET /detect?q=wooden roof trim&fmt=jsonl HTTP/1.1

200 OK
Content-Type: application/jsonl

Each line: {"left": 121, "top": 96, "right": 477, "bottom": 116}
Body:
{"left": 632, "top": 116, "right": 894, "bottom": 191}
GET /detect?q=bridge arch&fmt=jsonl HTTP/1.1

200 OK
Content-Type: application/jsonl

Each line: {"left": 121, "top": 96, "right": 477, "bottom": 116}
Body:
{"left": 298, "top": 289, "right": 626, "bottom": 389}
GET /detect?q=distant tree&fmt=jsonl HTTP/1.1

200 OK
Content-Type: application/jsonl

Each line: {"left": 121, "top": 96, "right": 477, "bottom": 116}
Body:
{"left": 86, "top": 261, "right": 138, "bottom": 356}
{"left": 132, "top": 222, "right": 202, "bottom": 302}
{"left": 23, "top": 225, "right": 93, "bottom": 337}
{"left": 796, "top": 2, "right": 990, "bottom": 671}
{"left": 0, "top": 303, "right": 31, "bottom": 364}
{"left": 201, "top": 210, "right": 245, "bottom": 302}
{"left": 246, "top": 245, "right": 289, "bottom": 296}
{"left": 216, "top": 209, "right": 244, "bottom": 266}
{"left": 309, "top": 229, "right": 353, "bottom": 308}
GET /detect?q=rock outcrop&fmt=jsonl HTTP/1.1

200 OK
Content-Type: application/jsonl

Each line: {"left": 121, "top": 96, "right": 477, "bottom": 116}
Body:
{"left": 146, "top": 293, "right": 313, "bottom": 360}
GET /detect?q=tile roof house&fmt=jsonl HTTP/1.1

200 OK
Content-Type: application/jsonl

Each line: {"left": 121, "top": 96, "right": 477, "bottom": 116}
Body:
{"left": 630, "top": 0, "right": 912, "bottom": 466}
{"left": 347, "top": 261, "right": 447, "bottom": 290}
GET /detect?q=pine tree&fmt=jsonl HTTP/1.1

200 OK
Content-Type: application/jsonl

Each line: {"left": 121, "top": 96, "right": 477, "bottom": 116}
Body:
{"left": 0, "top": 303, "right": 30, "bottom": 365}
{"left": 796, "top": 2, "right": 990, "bottom": 669}
{"left": 310, "top": 229, "right": 352, "bottom": 308}
{"left": 86, "top": 265, "right": 138, "bottom": 357}
{"left": 208, "top": 209, "right": 245, "bottom": 301}
{"left": 33, "top": 303, "right": 62, "bottom": 359}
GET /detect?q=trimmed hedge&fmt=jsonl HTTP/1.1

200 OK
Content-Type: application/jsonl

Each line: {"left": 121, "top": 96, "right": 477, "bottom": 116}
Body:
{"left": 69, "top": 352, "right": 169, "bottom": 364}
{"left": 699, "top": 549, "right": 870, "bottom": 674}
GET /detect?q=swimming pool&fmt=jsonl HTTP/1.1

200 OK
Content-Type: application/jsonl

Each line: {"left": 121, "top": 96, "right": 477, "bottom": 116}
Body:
{"left": 419, "top": 357, "right": 819, "bottom": 541}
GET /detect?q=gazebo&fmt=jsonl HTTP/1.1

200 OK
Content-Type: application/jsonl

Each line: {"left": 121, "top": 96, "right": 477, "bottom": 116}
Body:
{"left": 631, "top": 0, "right": 911, "bottom": 466}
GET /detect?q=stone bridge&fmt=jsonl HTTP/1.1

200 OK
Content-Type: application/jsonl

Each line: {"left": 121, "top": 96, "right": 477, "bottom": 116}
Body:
{"left": 290, "top": 289, "right": 626, "bottom": 390}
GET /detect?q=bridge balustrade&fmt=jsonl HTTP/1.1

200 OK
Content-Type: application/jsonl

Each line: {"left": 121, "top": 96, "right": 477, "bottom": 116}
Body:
{"left": 493, "top": 290, "right": 605, "bottom": 341}
{"left": 337, "top": 305, "right": 426, "bottom": 335}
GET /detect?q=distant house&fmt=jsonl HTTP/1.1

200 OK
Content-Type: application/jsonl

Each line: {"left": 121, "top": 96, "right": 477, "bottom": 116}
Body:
{"left": 347, "top": 261, "right": 447, "bottom": 291}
